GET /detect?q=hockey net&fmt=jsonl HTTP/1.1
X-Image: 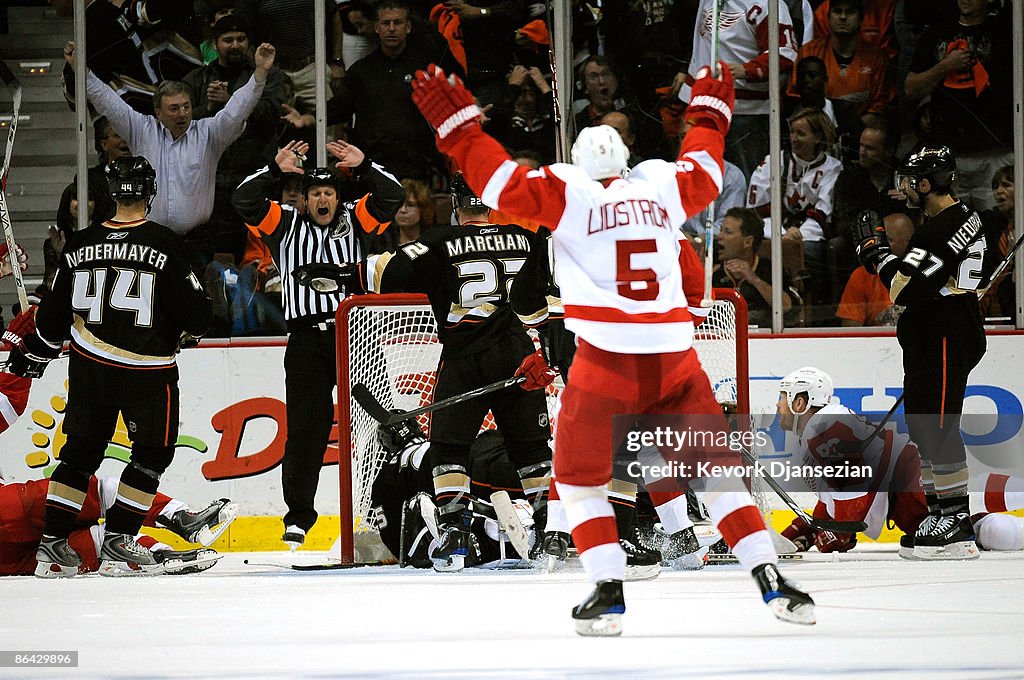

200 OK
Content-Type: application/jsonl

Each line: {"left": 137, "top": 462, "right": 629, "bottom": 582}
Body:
{"left": 335, "top": 289, "right": 750, "bottom": 564}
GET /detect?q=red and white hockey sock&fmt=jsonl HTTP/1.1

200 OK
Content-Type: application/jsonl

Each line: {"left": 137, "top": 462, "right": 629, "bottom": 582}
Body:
{"left": 979, "top": 473, "right": 1024, "bottom": 514}
{"left": 556, "top": 481, "right": 625, "bottom": 583}
{"left": 648, "top": 482, "right": 693, "bottom": 535}
{"left": 704, "top": 478, "right": 775, "bottom": 571}
{"left": 544, "top": 480, "right": 569, "bottom": 533}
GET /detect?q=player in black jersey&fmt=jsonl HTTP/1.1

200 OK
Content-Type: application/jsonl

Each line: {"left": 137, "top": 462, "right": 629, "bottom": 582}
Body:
{"left": 370, "top": 419, "right": 535, "bottom": 569}
{"left": 7, "top": 156, "right": 213, "bottom": 577}
{"left": 855, "top": 146, "right": 987, "bottom": 560}
{"left": 362, "top": 174, "right": 555, "bottom": 570}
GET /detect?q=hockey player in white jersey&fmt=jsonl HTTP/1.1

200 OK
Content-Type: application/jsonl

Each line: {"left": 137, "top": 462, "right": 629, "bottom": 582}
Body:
{"left": 409, "top": 61, "right": 815, "bottom": 636}
{"left": 774, "top": 367, "right": 1024, "bottom": 559}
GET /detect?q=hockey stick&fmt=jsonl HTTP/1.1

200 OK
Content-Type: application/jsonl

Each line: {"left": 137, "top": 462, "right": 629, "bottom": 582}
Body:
{"left": 543, "top": 0, "right": 565, "bottom": 163}
{"left": 490, "top": 490, "right": 532, "bottom": 558}
{"left": 834, "top": 393, "right": 904, "bottom": 455}
{"left": 0, "top": 61, "right": 28, "bottom": 311}
{"left": 979, "top": 230, "right": 1024, "bottom": 300}
{"left": 352, "top": 376, "right": 526, "bottom": 426}
{"left": 734, "top": 444, "right": 868, "bottom": 533}
{"left": 699, "top": 0, "right": 727, "bottom": 308}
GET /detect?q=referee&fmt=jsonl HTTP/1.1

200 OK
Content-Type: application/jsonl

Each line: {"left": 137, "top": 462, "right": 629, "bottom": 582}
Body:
{"left": 233, "top": 139, "right": 404, "bottom": 548}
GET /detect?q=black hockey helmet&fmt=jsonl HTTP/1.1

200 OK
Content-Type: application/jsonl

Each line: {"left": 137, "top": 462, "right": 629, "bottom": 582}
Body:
{"left": 300, "top": 167, "right": 338, "bottom": 197}
{"left": 451, "top": 172, "right": 485, "bottom": 212}
{"left": 895, "top": 146, "right": 956, "bottom": 195}
{"left": 377, "top": 413, "right": 426, "bottom": 455}
{"left": 106, "top": 156, "right": 157, "bottom": 201}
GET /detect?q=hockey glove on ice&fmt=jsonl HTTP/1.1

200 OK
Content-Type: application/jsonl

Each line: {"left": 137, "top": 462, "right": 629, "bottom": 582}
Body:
{"left": 411, "top": 64, "right": 482, "bottom": 153}
{"left": 853, "top": 209, "right": 894, "bottom": 274}
{"left": 813, "top": 529, "right": 857, "bottom": 553}
{"left": 780, "top": 516, "right": 815, "bottom": 552}
{"left": 514, "top": 349, "right": 557, "bottom": 391}
{"left": 685, "top": 61, "right": 735, "bottom": 136}
{"left": 292, "top": 262, "right": 364, "bottom": 294}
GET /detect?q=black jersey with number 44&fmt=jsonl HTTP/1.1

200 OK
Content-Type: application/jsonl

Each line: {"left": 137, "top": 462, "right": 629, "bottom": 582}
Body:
{"left": 366, "top": 223, "right": 537, "bottom": 358}
{"left": 878, "top": 202, "right": 987, "bottom": 342}
{"left": 35, "top": 219, "right": 213, "bottom": 368}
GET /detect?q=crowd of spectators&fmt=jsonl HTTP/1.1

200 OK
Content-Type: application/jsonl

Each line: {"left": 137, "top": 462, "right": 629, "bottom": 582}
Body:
{"left": 39, "top": 0, "right": 1018, "bottom": 333}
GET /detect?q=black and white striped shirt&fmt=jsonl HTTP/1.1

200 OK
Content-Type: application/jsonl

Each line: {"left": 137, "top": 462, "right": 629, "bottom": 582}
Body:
{"left": 232, "top": 160, "right": 404, "bottom": 327}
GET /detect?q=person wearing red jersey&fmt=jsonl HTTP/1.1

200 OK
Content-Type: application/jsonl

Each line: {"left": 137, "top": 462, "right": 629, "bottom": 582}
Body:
{"left": 775, "top": 367, "right": 1024, "bottom": 558}
{"left": 409, "top": 61, "right": 815, "bottom": 636}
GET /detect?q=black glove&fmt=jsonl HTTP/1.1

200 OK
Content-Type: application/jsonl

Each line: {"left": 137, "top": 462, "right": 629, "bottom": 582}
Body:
{"left": 176, "top": 332, "right": 201, "bottom": 353}
{"left": 853, "top": 209, "right": 892, "bottom": 274}
{"left": 292, "top": 262, "right": 363, "bottom": 294}
{"left": 7, "top": 332, "right": 61, "bottom": 379}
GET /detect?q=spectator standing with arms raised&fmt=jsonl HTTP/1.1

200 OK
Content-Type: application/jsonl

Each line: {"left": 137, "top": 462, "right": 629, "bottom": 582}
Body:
{"left": 63, "top": 40, "right": 277, "bottom": 268}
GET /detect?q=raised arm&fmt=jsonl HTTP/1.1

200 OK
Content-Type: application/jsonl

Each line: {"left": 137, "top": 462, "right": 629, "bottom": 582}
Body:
{"left": 66, "top": 42, "right": 150, "bottom": 152}
{"left": 209, "top": 43, "right": 275, "bottom": 150}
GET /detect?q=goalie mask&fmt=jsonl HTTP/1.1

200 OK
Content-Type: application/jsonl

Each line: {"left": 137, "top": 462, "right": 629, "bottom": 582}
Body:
{"left": 570, "top": 125, "right": 629, "bottom": 180}
{"left": 779, "top": 367, "right": 834, "bottom": 416}
{"left": 895, "top": 146, "right": 956, "bottom": 196}
{"left": 106, "top": 156, "right": 157, "bottom": 202}
{"left": 377, "top": 414, "right": 426, "bottom": 455}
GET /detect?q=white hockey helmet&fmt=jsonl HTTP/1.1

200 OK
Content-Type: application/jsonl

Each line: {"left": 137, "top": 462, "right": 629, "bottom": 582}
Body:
{"left": 570, "top": 125, "right": 630, "bottom": 180}
{"left": 779, "top": 366, "right": 834, "bottom": 414}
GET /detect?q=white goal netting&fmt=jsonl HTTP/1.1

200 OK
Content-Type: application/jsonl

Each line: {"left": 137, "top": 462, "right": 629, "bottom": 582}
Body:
{"left": 336, "top": 290, "right": 750, "bottom": 563}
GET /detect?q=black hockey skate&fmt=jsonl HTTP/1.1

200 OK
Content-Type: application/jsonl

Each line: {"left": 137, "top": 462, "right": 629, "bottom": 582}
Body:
{"left": 912, "top": 512, "right": 980, "bottom": 560}
{"left": 153, "top": 548, "right": 223, "bottom": 574}
{"left": 35, "top": 536, "right": 82, "bottom": 579}
{"left": 431, "top": 510, "right": 478, "bottom": 572}
{"left": 621, "top": 529, "right": 661, "bottom": 581}
{"left": 661, "top": 526, "right": 708, "bottom": 571}
{"left": 156, "top": 499, "right": 238, "bottom": 546}
{"left": 98, "top": 533, "right": 162, "bottom": 576}
{"left": 534, "top": 530, "right": 570, "bottom": 572}
{"left": 898, "top": 534, "right": 916, "bottom": 560}
{"left": 282, "top": 525, "right": 306, "bottom": 551}
{"left": 752, "top": 563, "right": 816, "bottom": 625}
{"left": 572, "top": 579, "right": 625, "bottom": 637}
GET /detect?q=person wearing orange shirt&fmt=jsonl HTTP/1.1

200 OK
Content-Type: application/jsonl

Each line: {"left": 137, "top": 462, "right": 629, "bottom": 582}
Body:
{"left": 836, "top": 211, "right": 913, "bottom": 325}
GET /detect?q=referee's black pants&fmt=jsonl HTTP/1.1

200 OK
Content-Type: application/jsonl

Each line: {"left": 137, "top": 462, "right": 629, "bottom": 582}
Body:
{"left": 282, "top": 326, "right": 337, "bottom": 532}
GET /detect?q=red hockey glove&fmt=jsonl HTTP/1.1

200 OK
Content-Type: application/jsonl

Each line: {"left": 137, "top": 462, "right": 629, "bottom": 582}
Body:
{"left": 1, "top": 305, "right": 36, "bottom": 352}
{"left": 780, "top": 516, "right": 815, "bottom": 552}
{"left": 410, "top": 64, "right": 482, "bottom": 153}
{"left": 514, "top": 349, "right": 557, "bottom": 391}
{"left": 814, "top": 529, "right": 857, "bottom": 553}
{"left": 685, "top": 61, "right": 735, "bottom": 136}
{"left": 0, "top": 241, "right": 28, "bottom": 278}
{"left": 0, "top": 371, "right": 31, "bottom": 435}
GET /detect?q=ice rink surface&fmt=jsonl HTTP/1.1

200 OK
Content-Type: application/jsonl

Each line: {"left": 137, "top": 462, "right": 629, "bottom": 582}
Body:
{"left": 2, "top": 544, "right": 1023, "bottom": 679}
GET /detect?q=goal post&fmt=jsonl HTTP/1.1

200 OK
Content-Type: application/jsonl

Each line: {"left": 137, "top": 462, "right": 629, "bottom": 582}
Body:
{"left": 335, "top": 289, "right": 749, "bottom": 565}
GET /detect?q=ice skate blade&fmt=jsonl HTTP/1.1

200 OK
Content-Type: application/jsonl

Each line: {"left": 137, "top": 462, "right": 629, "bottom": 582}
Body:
{"left": 195, "top": 502, "right": 239, "bottom": 546}
{"left": 34, "top": 561, "right": 78, "bottom": 579}
{"left": 624, "top": 563, "right": 661, "bottom": 581}
{"left": 573, "top": 613, "right": 623, "bottom": 637}
{"left": 768, "top": 598, "right": 816, "bottom": 626}
{"left": 898, "top": 545, "right": 918, "bottom": 560}
{"left": 542, "top": 554, "right": 565, "bottom": 573}
{"left": 162, "top": 551, "right": 223, "bottom": 575}
{"left": 432, "top": 553, "right": 465, "bottom": 572}
{"left": 98, "top": 560, "right": 163, "bottom": 577}
{"left": 912, "top": 540, "right": 980, "bottom": 560}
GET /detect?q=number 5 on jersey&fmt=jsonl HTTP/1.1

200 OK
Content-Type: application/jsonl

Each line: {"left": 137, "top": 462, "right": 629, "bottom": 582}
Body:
{"left": 616, "top": 239, "right": 659, "bottom": 301}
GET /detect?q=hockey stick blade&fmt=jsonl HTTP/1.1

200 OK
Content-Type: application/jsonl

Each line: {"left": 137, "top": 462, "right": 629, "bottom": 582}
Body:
{"left": 490, "top": 491, "right": 532, "bottom": 559}
{"left": 353, "top": 376, "right": 527, "bottom": 426}
{"left": 292, "top": 561, "right": 388, "bottom": 571}
{"left": 736, "top": 445, "right": 868, "bottom": 534}
{"left": 351, "top": 383, "right": 394, "bottom": 424}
